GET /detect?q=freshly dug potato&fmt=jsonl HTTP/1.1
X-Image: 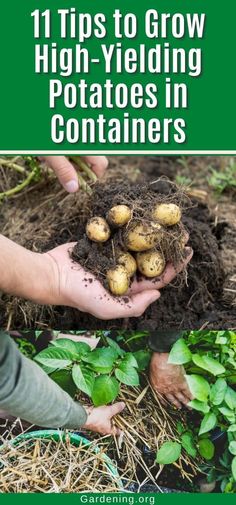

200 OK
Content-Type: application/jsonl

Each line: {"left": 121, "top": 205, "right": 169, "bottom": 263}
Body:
{"left": 136, "top": 250, "right": 166, "bottom": 278}
{"left": 125, "top": 222, "right": 163, "bottom": 252}
{"left": 107, "top": 205, "right": 132, "bottom": 227}
{"left": 117, "top": 251, "right": 137, "bottom": 277}
{"left": 106, "top": 265, "right": 130, "bottom": 295}
{"left": 86, "top": 217, "right": 111, "bottom": 242}
{"left": 152, "top": 203, "right": 181, "bottom": 226}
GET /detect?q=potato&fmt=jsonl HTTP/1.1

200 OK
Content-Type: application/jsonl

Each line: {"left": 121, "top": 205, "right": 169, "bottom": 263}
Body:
{"left": 152, "top": 203, "right": 181, "bottom": 226}
{"left": 107, "top": 205, "right": 132, "bottom": 227}
{"left": 106, "top": 265, "right": 130, "bottom": 295}
{"left": 136, "top": 250, "right": 166, "bottom": 278}
{"left": 86, "top": 217, "right": 111, "bottom": 242}
{"left": 117, "top": 251, "right": 137, "bottom": 277}
{"left": 125, "top": 222, "right": 163, "bottom": 252}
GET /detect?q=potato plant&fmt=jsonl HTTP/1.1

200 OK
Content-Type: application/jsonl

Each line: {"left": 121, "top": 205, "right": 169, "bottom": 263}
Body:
{"left": 156, "top": 330, "right": 236, "bottom": 493}
{"left": 34, "top": 337, "right": 150, "bottom": 407}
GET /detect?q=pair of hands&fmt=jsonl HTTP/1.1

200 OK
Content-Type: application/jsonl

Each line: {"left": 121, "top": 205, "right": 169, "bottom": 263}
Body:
{"left": 82, "top": 357, "right": 192, "bottom": 435}
{"left": 63, "top": 335, "right": 192, "bottom": 436}
{"left": 40, "top": 158, "right": 193, "bottom": 429}
{"left": 38, "top": 156, "right": 193, "bottom": 319}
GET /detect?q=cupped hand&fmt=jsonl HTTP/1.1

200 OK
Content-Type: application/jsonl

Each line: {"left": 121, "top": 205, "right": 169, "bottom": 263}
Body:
{"left": 40, "top": 156, "right": 108, "bottom": 192}
{"left": 44, "top": 243, "right": 160, "bottom": 319}
{"left": 82, "top": 402, "right": 125, "bottom": 436}
{"left": 43, "top": 243, "right": 192, "bottom": 320}
{"left": 149, "top": 352, "right": 193, "bottom": 409}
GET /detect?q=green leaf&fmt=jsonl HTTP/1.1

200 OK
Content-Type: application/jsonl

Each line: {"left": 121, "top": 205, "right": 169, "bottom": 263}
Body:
{"left": 133, "top": 350, "right": 151, "bottom": 371}
{"left": 50, "top": 369, "right": 77, "bottom": 398}
{"left": 82, "top": 348, "right": 117, "bottom": 371}
{"left": 210, "top": 378, "right": 227, "bottom": 406}
{"left": 228, "top": 424, "right": 236, "bottom": 433}
{"left": 115, "top": 363, "right": 139, "bottom": 386}
{"left": 72, "top": 364, "right": 95, "bottom": 397}
{"left": 51, "top": 339, "right": 91, "bottom": 357}
{"left": 120, "top": 352, "right": 138, "bottom": 368}
{"left": 232, "top": 457, "right": 236, "bottom": 481}
{"left": 192, "top": 354, "right": 225, "bottom": 376}
{"left": 218, "top": 407, "right": 236, "bottom": 423}
{"left": 156, "top": 442, "right": 181, "bottom": 465}
{"left": 215, "top": 335, "right": 227, "bottom": 345}
{"left": 199, "top": 413, "right": 217, "bottom": 435}
{"left": 176, "top": 422, "right": 185, "bottom": 435}
{"left": 229, "top": 442, "right": 236, "bottom": 456}
{"left": 181, "top": 432, "right": 197, "bottom": 458}
{"left": 225, "top": 387, "right": 236, "bottom": 410}
{"left": 35, "top": 330, "right": 43, "bottom": 340}
{"left": 92, "top": 376, "right": 119, "bottom": 406}
{"left": 198, "top": 439, "right": 215, "bottom": 460}
{"left": 188, "top": 400, "right": 210, "bottom": 414}
{"left": 185, "top": 375, "right": 210, "bottom": 402}
{"left": 168, "top": 339, "right": 192, "bottom": 365}
{"left": 229, "top": 440, "right": 236, "bottom": 456}
{"left": 34, "top": 347, "right": 73, "bottom": 373}
{"left": 105, "top": 337, "right": 125, "bottom": 357}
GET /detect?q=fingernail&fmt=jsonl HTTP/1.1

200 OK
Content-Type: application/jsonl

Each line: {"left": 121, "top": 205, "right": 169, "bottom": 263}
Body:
{"left": 64, "top": 180, "right": 79, "bottom": 193}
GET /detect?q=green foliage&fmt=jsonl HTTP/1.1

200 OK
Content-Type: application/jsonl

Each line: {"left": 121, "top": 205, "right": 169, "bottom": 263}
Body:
{"left": 199, "top": 412, "right": 217, "bottom": 435}
{"left": 208, "top": 160, "right": 236, "bottom": 194}
{"left": 170, "top": 330, "right": 236, "bottom": 492}
{"left": 15, "top": 337, "right": 37, "bottom": 359}
{"left": 198, "top": 439, "right": 215, "bottom": 460}
{"left": 180, "top": 432, "right": 197, "bottom": 458}
{"left": 185, "top": 374, "right": 211, "bottom": 402}
{"left": 168, "top": 338, "right": 192, "bottom": 365}
{"left": 34, "top": 335, "right": 148, "bottom": 406}
{"left": 92, "top": 376, "right": 120, "bottom": 406}
{"left": 156, "top": 441, "right": 182, "bottom": 464}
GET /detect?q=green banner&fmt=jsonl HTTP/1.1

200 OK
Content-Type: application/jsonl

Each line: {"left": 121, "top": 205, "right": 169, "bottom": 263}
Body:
{"left": 0, "top": 494, "right": 235, "bottom": 503}
{"left": 0, "top": 0, "right": 235, "bottom": 152}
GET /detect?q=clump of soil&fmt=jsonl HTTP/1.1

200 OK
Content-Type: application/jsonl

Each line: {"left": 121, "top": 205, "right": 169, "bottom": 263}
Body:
{"left": 53, "top": 176, "right": 231, "bottom": 331}
{"left": 71, "top": 179, "right": 189, "bottom": 293}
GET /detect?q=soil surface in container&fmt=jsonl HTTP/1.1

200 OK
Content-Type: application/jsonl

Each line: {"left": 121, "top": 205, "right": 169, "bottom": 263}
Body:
{"left": 0, "top": 156, "right": 235, "bottom": 330}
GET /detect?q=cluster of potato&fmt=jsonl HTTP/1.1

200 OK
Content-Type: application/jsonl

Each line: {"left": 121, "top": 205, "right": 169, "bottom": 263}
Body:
{"left": 86, "top": 203, "right": 182, "bottom": 296}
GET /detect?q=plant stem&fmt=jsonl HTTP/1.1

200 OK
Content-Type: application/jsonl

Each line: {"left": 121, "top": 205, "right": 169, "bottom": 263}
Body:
{"left": 0, "top": 158, "right": 26, "bottom": 174}
{"left": 70, "top": 156, "right": 98, "bottom": 182}
{"left": 77, "top": 173, "right": 93, "bottom": 194}
{"left": 0, "top": 167, "right": 38, "bottom": 201}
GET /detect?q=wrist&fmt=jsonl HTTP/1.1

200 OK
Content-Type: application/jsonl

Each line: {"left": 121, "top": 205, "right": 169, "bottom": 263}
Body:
{"left": 0, "top": 235, "right": 59, "bottom": 305}
{"left": 81, "top": 406, "right": 93, "bottom": 428}
{"left": 24, "top": 252, "right": 60, "bottom": 306}
{"left": 151, "top": 352, "right": 169, "bottom": 368}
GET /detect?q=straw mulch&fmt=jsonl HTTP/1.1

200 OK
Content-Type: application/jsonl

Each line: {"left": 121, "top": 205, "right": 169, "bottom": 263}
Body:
{"left": 0, "top": 435, "right": 121, "bottom": 493}
{"left": 87, "top": 381, "right": 201, "bottom": 491}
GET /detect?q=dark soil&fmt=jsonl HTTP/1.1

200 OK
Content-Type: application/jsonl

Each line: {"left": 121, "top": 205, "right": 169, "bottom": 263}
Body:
{"left": 71, "top": 179, "right": 188, "bottom": 291}
{"left": 42, "top": 165, "right": 235, "bottom": 331}
{"left": 0, "top": 156, "right": 235, "bottom": 330}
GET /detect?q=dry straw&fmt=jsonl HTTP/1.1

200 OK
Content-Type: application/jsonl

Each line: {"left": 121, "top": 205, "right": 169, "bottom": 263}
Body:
{"left": 0, "top": 435, "right": 121, "bottom": 493}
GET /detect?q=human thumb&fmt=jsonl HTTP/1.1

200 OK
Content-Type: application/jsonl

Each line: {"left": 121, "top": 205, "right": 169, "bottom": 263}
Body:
{"left": 41, "top": 156, "right": 79, "bottom": 193}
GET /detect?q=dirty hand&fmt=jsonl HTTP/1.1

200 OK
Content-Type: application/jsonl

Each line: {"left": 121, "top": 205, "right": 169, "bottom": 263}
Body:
{"left": 82, "top": 402, "right": 125, "bottom": 435}
{"left": 40, "top": 156, "right": 108, "bottom": 192}
{"left": 43, "top": 243, "right": 192, "bottom": 320}
{"left": 149, "top": 353, "right": 193, "bottom": 408}
{"left": 43, "top": 243, "right": 160, "bottom": 319}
